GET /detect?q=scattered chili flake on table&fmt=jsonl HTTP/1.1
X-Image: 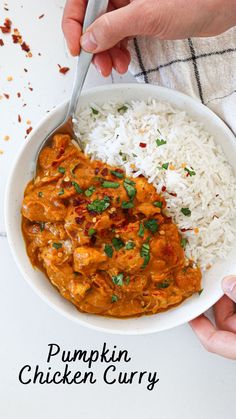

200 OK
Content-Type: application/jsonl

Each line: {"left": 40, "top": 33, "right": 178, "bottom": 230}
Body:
{"left": 139, "top": 142, "right": 147, "bottom": 148}
{"left": 4, "top": 135, "right": 10, "bottom": 141}
{"left": 28, "top": 87, "right": 33, "bottom": 91}
{"left": 24, "top": 68, "right": 28, "bottom": 72}
{"left": 21, "top": 41, "right": 30, "bottom": 52}
{"left": 26, "top": 127, "right": 32, "bottom": 135}
{"left": 7, "top": 75, "right": 13, "bottom": 81}
{"left": 0, "top": 18, "right": 12, "bottom": 33}
{"left": 58, "top": 64, "right": 70, "bottom": 75}
{"left": 3, "top": 93, "right": 9, "bottom": 99}
{"left": 12, "top": 33, "right": 22, "bottom": 43}
{"left": 17, "top": 92, "right": 21, "bottom": 98}
{"left": 18, "top": 114, "right": 21, "bottom": 123}
{"left": 38, "top": 14, "right": 45, "bottom": 19}
{"left": 0, "top": 39, "right": 4, "bottom": 46}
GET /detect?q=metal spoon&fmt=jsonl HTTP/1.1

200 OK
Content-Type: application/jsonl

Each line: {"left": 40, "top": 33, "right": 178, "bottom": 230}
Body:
{"left": 34, "top": 0, "right": 109, "bottom": 177}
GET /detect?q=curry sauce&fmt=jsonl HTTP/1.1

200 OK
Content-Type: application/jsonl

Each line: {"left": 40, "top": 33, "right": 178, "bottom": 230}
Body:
{"left": 21, "top": 134, "right": 201, "bottom": 317}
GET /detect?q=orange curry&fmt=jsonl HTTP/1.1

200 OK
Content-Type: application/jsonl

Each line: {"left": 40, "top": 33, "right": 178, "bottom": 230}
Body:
{"left": 22, "top": 134, "right": 201, "bottom": 317}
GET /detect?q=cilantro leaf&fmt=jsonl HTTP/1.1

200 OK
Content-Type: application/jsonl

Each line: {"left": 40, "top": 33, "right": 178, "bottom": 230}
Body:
{"left": 144, "top": 219, "right": 159, "bottom": 233}
{"left": 112, "top": 237, "right": 125, "bottom": 250}
{"left": 87, "top": 196, "right": 110, "bottom": 213}
{"left": 104, "top": 244, "right": 113, "bottom": 258}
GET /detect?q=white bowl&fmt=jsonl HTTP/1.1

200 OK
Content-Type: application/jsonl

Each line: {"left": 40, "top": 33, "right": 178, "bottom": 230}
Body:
{"left": 5, "top": 83, "right": 236, "bottom": 335}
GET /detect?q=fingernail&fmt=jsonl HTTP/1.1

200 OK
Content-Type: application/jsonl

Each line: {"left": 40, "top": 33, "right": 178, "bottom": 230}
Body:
{"left": 81, "top": 32, "right": 97, "bottom": 52}
{"left": 222, "top": 276, "right": 236, "bottom": 295}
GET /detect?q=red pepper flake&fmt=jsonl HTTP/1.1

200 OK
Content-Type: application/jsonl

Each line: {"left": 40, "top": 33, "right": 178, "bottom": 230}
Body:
{"left": 12, "top": 33, "right": 21, "bottom": 43}
{"left": 94, "top": 167, "right": 100, "bottom": 175}
{"left": 26, "top": 126, "right": 32, "bottom": 135}
{"left": 180, "top": 228, "right": 193, "bottom": 232}
{"left": 161, "top": 186, "right": 166, "bottom": 192}
{"left": 28, "top": 87, "right": 33, "bottom": 91}
{"left": 59, "top": 66, "right": 70, "bottom": 75}
{"left": 75, "top": 216, "right": 85, "bottom": 225}
{"left": 21, "top": 41, "right": 30, "bottom": 53}
{"left": 0, "top": 18, "right": 12, "bottom": 33}
{"left": 0, "top": 39, "right": 4, "bottom": 46}
{"left": 17, "top": 92, "right": 21, "bottom": 98}
{"left": 101, "top": 168, "right": 108, "bottom": 176}
{"left": 4, "top": 7, "right": 9, "bottom": 11}
{"left": 168, "top": 192, "right": 177, "bottom": 197}
{"left": 139, "top": 142, "right": 147, "bottom": 148}
{"left": 18, "top": 114, "right": 21, "bottom": 123}
{"left": 3, "top": 93, "right": 9, "bottom": 99}
{"left": 38, "top": 14, "right": 45, "bottom": 19}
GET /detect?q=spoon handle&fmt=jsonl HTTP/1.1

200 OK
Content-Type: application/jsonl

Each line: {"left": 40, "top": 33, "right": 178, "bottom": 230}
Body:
{"left": 66, "top": 0, "right": 109, "bottom": 118}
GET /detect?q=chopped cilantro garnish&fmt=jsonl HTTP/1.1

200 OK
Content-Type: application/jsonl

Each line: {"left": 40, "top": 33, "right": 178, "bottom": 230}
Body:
{"left": 123, "top": 179, "right": 136, "bottom": 200}
{"left": 102, "top": 180, "right": 120, "bottom": 189}
{"left": 161, "top": 162, "right": 169, "bottom": 170}
{"left": 156, "top": 138, "right": 167, "bottom": 147}
{"left": 140, "top": 242, "right": 150, "bottom": 268}
{"left": 72, "top": 181, "right": 83, "bottom": 194}
{"left": 184, "top": 167, "right": 196, "bottom": 176}
{"left": 104, "top": 244, "right": 114, "bottom": 258}
{"left": 125, "top": 241, "right": 135, "bottom": 250}
{"left": 156, "top": 279, "right": 171, "bottom": 289}
{"left": 138, "top": 222, "right": 145, "bottom": 237}
{"left": 181, "top": 207, "right": 191, "bottom": 217}
{"left": 58, "top": 188, "right": 64, "bottom": 196}
{"left": 181, "top": 238, "right": 188, "bottom": 249}
{"left": 117, "top": 105, "right": 128, "bottom": 113}
{"left": 110, "top": 170, "right": 124, "bottom": 179}
{"left": 112, "top": 237, "right": 125, "bottom": 250}
{"left": 112, "top": 273, "right": 124, "bottom": 286}
{"left": 88, "top": 228, "right": 96, "bottom": 236}
{"left": 111, "top": 294, "right": 119, "bottom": 303}
{"left": 125, "top": 276, "right": 130, "bottom": 285}
{"left": 87, "top": 196, "right": 110, "bottom": 213}
{"left": 121, "top": 201, "right": 134, "bottom": 209}
{"left": 85, "top": 186, "right": 95, "bottom": 197}
{"left": 198, "top": 288, "right": 204, "bottom": 296}
{"left": 38, "top": 191, "right": 43, "bottom": 198}
{"left": 39, "top": 222, "right": 45, "bottom": 232}
{"left": 144, "top": 219, "right": 159, "bottom": 233}
{"left": 91, "top": 107, "right": 99, "bottom": 115}
{"left": 58, "top": 166, "right": 65, "bottom": 174}
{"left": 153, "top": 201, "right": 163, "bottom": 208}
{"left": 52, "top": 242, "right": 62, "bottom": 250}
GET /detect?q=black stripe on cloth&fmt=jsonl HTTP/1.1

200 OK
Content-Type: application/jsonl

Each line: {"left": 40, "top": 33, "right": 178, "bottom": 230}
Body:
{"left": 206, "top": 89, "right": 236, "bottom": 104}
{"left": 133, "top": 37, "right": 149, "bottom": 83}
{"left": 134, "top": 47, "right": 236, "bottom": 77}
{"left": 187, "top": 38, "right": 204, "bottom": 103}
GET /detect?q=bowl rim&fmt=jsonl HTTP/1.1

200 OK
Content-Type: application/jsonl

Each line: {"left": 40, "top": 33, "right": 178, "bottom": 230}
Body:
{"left": 6, "top": 82, "right": 234, "bottom": 335}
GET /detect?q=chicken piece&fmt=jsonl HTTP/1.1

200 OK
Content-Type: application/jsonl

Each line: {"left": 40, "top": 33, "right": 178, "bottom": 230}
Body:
{"left": 135, "top": 177, "right": 158, "bottom": 202}
{"left": 73, "top": 246, "right": 107, "bottom": 275}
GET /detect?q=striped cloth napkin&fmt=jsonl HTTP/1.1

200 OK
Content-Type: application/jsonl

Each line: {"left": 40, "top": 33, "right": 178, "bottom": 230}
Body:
{"left": 129, "top": 27, "right": 236, "bottom": 133}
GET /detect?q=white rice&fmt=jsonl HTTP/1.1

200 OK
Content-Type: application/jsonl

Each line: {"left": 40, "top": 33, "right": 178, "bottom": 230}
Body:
{"left": 74, "top": 98, "right": 236, "bottom": 270}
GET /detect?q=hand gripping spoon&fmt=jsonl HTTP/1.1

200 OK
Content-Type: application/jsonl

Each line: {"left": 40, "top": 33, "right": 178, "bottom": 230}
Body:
{"left": 34, "top": 0, "right": 108, "bottom": 177}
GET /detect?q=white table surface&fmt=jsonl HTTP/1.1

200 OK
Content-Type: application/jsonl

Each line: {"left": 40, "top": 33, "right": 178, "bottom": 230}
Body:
{"left": 0, "top": 1, "right": 235, "bottom": 418}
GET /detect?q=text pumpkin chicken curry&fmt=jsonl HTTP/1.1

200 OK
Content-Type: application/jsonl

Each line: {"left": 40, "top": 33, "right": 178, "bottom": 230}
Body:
{"left": 21, "top": 134, "right": 201, "bottom": 318}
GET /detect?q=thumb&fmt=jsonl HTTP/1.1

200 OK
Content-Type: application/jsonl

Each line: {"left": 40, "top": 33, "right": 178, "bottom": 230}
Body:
{"left": 80, "top": 3, "right": 146, "bottom": 53}
{"left": 222, "top": 275, "right": 236, "bottom": 303}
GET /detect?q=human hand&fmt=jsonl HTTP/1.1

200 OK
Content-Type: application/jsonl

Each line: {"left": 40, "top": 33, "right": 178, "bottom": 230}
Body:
{"left": 190, "top": 276, "right": 236, "bottom": 360}
{"left": 62, "top": 0, "right": 236, "bottom": 76}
